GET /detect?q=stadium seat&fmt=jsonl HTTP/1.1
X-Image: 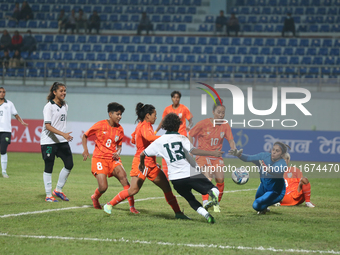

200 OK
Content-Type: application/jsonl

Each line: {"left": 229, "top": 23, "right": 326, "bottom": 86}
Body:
{"left": 226, "top": 47, "right": 236, "bottom": 55}
{"left": 325, "top": 57, "right": 335, "bottom": 65}
{"left": 185, "top": 55, "right": 196, "bottom": 63}
{"left": 301, "top": 56, "right": 312, "bottom": 65}
{"left": 255, "top": 56, "right": 264, "bottom": 64}
{"left": 330, "top": 48, "right": 339, "bottom": 56}
{"left": 170, "top": 46, "right": 180, "bottom": 53}
{"left": 237, "top": 47, "right": 247, "bottom": 55}
{"left": 313, "top": 57, "right": 323, "bottom": 65}
{"left": 93, "top": 44, "right": 103, "bottom": 52}
{"left": 243, "top": 56, "right": 253, "bottom": 64}
{"left": 289, "top": 56, "right": 299, "bottom": 65}
{"left": 318, "top": 48, "right": 328, "bottom": 56}
{"left": 175, "top": 55, "right": 184, "bottom": 62}
{"left": 306, "top": 48, "right": 316, "bottom": 56}
{"left": 283, "top": 48, "right": 293, "bottom": 55}
{"left": 295, "top": 48, "right": 305, "bottom": 56}
{"left": 164, "top": 54, "right": 173, "bottom": 62}
{"left": 260, "top": 47, "right": 270, "bottom": 55}
{"left": 107, "top": 53, "right": 117, "bottom": 61}
{"left": 231, "top": 56, "right": 241, "bottom": 64}
{"left": 197, "top": 55, "right": 207, "bottom": 63}
{"left": 208, "top": 55, "right": 218, "bottom": 63}
{"left": 148, "top": 45, "right": 157, "bottom": 53}
{"left": 266, "top": 56, "right": 276, "bottom": 64}
{"left": 220, "top": 56, "right": 230, "bottom": 63}
{"left": 272, "top": 48, "right": 282, "bottom": 55}
{"left": 265, "top": 38, "right": 275, "bottom": 46}
{"left": 278, "top": 56, "right": 288, "bottom": 65}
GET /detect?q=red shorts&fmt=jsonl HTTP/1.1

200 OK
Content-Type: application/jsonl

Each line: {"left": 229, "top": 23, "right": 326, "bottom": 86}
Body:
{"left": 91, "top": 157, "right": 122, "bottom": 178}
{"left": 280, "top": 190, "right": 305, "bottom": 206}
{"left": 130, "top": 156, "right": 161, "bottom": 182}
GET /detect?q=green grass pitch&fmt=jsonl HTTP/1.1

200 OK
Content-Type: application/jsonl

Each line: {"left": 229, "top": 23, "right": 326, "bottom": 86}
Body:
{"left": 0, "top": 152, "right": 339, "bottom": 255}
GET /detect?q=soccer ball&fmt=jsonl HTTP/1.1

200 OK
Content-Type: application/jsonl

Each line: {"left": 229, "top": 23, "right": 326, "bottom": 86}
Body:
{"left": 231, "top": 167, "right": 249, "bottom": 185}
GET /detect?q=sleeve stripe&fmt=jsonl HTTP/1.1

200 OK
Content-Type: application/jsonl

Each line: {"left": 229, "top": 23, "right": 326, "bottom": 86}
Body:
{"left": 189, "top": 147, "right": 195, "bottom": 153}
{"left": 144, "top": 150, "right": 150, "bottom": 157}
{"left": 44, "top": 121, "right": 51, "bottom": 124}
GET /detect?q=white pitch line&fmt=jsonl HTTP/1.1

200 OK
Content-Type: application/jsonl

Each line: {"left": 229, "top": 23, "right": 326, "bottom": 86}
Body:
{"left": 0, "top": 233, "right": 339, "bottom": 254}
{"left": 0, "top": 189, "right": 256, "bottom": 219}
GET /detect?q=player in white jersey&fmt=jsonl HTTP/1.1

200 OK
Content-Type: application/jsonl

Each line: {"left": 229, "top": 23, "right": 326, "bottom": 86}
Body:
{"left": 0, "top": 87, "right": 28, "bottom": 178}
{"left": 40, "top": 82, "right": 73, "bottom": 202}
{"left": 140, "top": 113, "right": 223, "bottom": 223}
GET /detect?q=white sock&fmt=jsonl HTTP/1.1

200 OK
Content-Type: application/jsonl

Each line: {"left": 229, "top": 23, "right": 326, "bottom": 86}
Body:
{"left": 1, "top": 153, "right": 8, "bottom": 173}
{"left": 56, "top": 167, "right": 71, "bottom": 192}
{"left": 43, "top": 172, "right": 52, "bottom": 197}
{"left": 197, "top": 206, "right": 210, "bottom": 219}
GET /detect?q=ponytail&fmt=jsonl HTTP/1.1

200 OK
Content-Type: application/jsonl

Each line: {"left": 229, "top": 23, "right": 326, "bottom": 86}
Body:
{"left": 135, "top": 102, "right": 155, "bottom": 123}
{"left": 47, "top": 82, "right": 66, "bottom": 105}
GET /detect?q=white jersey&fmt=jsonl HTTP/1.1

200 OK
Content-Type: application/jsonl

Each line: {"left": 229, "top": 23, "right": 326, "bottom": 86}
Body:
{"left": 40, "top": 100, "right": 68, "bottom": 145}
{"left": 144, "top": 132, "right": 200, "bottom": 181}
{"left": 0, "top": 99, "right": 18, "bottom": 132}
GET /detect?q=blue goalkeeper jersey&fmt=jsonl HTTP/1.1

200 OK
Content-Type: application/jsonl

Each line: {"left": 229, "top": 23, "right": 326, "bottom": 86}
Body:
{"left": 239, "top": 152, "right": 286, "bottom": 193}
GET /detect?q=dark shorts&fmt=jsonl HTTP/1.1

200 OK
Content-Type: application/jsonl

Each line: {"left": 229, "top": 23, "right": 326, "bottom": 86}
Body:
{"left": 0, "top": 132, "right": 11, "bottom": 145}
{"left": 171, "top": 173, "right": 215, "bottom": 196}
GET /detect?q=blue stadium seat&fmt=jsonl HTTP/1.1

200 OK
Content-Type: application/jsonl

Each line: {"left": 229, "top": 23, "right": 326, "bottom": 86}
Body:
{"left": 278, "top": 56, "right": 288, "bottom": 64}
{"left": 312, "top": 57, "right": 323, "bottom": 65}
{"left": 301, "top": 56, "right": 312, "bottom": 65}
{"left": 243, "top": 56, "right": 253, "bottom": 64}
{"left": 308, "top": 67, "right": 319, "bottom": 75}
{"left": 265, "top": 38, "right": 275, "bottom": 46}
{"left": 323, "top": 39, "right": 333, "bottom": 48}
{"left": 259, "top": 47, "right": 270, "bottom": 55}
{"left": 177, "top": 24, "right": 186, "bottom": 31}
{"left": 247, "top": 16, "right": 257, "bottom": 23}
{"left": 208, "top": 55, "right": 218, "bottom": 63}
{"left": 118, "top": 53, "right": 128, "bottom": 62}
{"left": 216, "top": 66, "right": 225, "bottom": 73}
{"left": 164, "top": 54, "right": 173, "bottom": 62}
{"left": 266, "top": 56, "right": 276, "bottom": 64}
{"left": 203, "top": 46, "right": 213, "bottom": 54}
{"left": 192, "top": 46, "right": 201, "bottom": 54}
{"left": 272, "top": 48, "right": 282, "bottom": 55}
{"left": 332, "top": 25, "right": 340, "bottom": 33}
{"left": 283, "top": 48, "right": 293, "bottom": 55}
{"left": 81, "top": 44, "right": 91, "bottom": 52}
{"left": 311, "top": 39, "right": 321, "bottom": 47}
{"left": 187, "top": 37, "right": 196, "bottom": 45}
{"left": 226, "top": 47, "right": 236, "bottom": 55}
{"left": 251, "top": 7, "right": 260, "bottom": 14}
{"left": 185, "top": 55, "right": 196, "bottom": 63}
{"left": 253, "top": 38, "right": 263, "bottom": 46}
{"left": 148, "top": 45, "right": 157, "bottom": 53}
{"left": 246, "top": 49, "right": 259, "bottom": 60}
{"left": 183, "top": 16, "right": 192, "bottom": 23}
{"left": 49, "top": 44, "right": 58, "bottom": 51}
{"left": 175, "top": 55, "right": 184, "bottom": 62}
{"left": 159, "top": 46, "right": 168, "bottom": 53}
{"left": 153, "top": 54, "right": 162, "bottom": 62}
{"left": 309, "top": 25, "right": 319, "bottom": 32}
{"left": 327, "top": 7, "right": 337, "bottom": 15}
{"left": 53, "top": 52, "right": 62, "bottom": 60}
{"left": 325, "top": 57, "right": 335, "bottom": 65}
{"left": 130, "top": 54, "right": 140, "bottom": 62}
{"left": 29, "top": 21, "right": 38, "bottom": 28}
{"left": 306, "top": 48, "right": 316, "bottom": 56}
{"left": 220, "top": 37, "right": 229, "bottom": 45}
{"left": 231, "top": 56, "right": 241, "bottom": 64}
{"left": 330, "top": 48, "right": 339, "bottom": 56}
{"left": 318, "top": 48, "right": 328, "bottom": 56}
{"left": 197, "top": 55, "right": 207, "bottom": 63}
{"left": 220, "top": 56, "right": 230, "bottom": 63}
{"left": 126, "top": 45, "right": 135, "bottom": 53}
{"left": 197, "top": 37, "right": 207, "bottom": 45}
{"left": 170, "top": 46, "right": 180, "bottom": 53}
{"left": 42, "top": 52, "right": 51, "bottom": 60}
{"left": 264, "top": 25, "right": 274, "bottom": 32}
{"left": 103, "top": 45, "right": 113, "bottom": 52}
{"left": 205, "top": 15, "right": 214, "bottom": 23}
{"left": 75, "top": 53, "right": 84, "bottom": 61}
{"left": 108, "top": 53, "right": 117, "bottom": 61}
{"left": 295, "top": 48, "right": 305, "bottom": 56}
{"left": 237, "top": 47, "right": 247, "bottom": 54}
{"left": 320, "top": 25, "right": 330, "bottom": 33}
{"left": 93, "top": 44, "right": 103, "bottom": 52}
{"left": 97, "top": 53, "right": 107, "bottom": 61}
{"left": 255, "top": 56, "right": 264, "bottom": 64}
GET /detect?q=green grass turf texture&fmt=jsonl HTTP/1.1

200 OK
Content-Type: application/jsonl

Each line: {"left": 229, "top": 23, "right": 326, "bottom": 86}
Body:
{"left": 0, "top": 152, "right": 339, "bottom": 255}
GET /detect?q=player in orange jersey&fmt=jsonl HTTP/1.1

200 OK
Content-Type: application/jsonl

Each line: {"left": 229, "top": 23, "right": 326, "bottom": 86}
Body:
{"left": 278, "top": 153, "right": 315, "bottom": 208}
{"left": 82, "top": 102, "right": 139, "bottom": 214}
{"left": 155, "top": 91, "right": 193, "bottom": 179}
{"left": 189, "top": 99, "right": 236, "bottom": 212}
{"left": 103, "top": 102, "right": 189, "bottom": 219}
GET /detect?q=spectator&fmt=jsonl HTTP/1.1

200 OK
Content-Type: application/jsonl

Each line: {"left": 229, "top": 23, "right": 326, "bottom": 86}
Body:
{"left": 11, "top": 30, "right": 23, "bottom": 51}
{"left": 65, "top": 10, "right": 76, "bottom": 34}
{"left": 0, "top": 30, "right": 12, "bottom": 51}
{"left": 88, "top": 10, "right": 101, "bottom": 34}
{"left": 11, "top": 2, "right": 21, "bottom": 21}
{"left": 76, "top": 9, "right": 88, "bottom": 34}
{"left": 0, "top": 50, "right": 11, "bottom": 68}
{"left": 57, "top": 9, "right": 68, "bottom": 34}
{"left": 215, "top": 10, "right": 227, "bottom": 34}
{"left": 226, "top": 13, "right": 240, "bottom": 36}
{"left": 137, "top": 12, "right": 153, "bottom": 35}
{"left": 21, "top": 30, "right": 37, "bottom": 56}
{"left": 18, "top": 1, "right": 33, "bottom": 21}
{"left": 282, "top": 12, "right": 296, "bottom": 37}
{"left": 9, "top": 50, "right": 24, "bottom": 68}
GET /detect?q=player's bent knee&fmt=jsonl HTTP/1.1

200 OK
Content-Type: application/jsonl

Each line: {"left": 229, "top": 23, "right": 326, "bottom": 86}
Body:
{"left": 300, "top": 177, "right": 309, "bottom": 185}
{"left": 65, "top": 162, "right": 74, "bottom": 171}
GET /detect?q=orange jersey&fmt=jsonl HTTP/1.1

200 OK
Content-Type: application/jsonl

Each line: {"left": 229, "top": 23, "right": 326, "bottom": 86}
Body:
{"left": 84, "top": 120, "right": 124, "bottom": 160}
{"left": 189, "top": 118, "right": 233, "bottom": 155}
{"left": 284, "top": 167, "right": 303, "bottom": 194}
{"left": 131, "top": 120, "right": 160, "bottom": 167}
{"left": 162, "top": 104, "right": 192, "bottom": 136}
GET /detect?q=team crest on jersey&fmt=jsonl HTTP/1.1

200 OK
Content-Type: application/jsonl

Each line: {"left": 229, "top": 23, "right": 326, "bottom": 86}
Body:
{"left": 115, "top": 135, "right": 119, "bottom": 142}
{"left": 288, "top": 173, "right": 293, "bottom": 178}
{"left": 220, "top": 132, "right": 224, "bottom": 138}
{"left": 178, "top": 113, "right": 182, "bottom": 118}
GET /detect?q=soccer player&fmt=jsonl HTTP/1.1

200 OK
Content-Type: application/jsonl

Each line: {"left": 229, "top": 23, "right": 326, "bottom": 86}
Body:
{"left": 40, "top": 82, "right": 73, "bottom": 202}
{"left": 82, "top": 102, "right": 139, "bottom": 214}
{"left": 103, "top": 103, "right": 189, "bottom": 220}
{"left": 229, "top": 141, "right": 289, "bottom": 214}
{"left": 0, "top": 87, "right": 28, "bottom": 178}
{"left": 278, "top": 153, "right": 315, "bottom": 208}
{"left": 155, "top": 91, "right": 193, "bottom": 179}
{"left": 140, "top": 113, "right": 223, "bottom": 223}
{"left": 188, "top": 99, "right": 236, "bottom": 212}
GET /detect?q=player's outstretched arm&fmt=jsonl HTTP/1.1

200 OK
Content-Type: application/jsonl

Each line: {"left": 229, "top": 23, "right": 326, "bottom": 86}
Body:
{"left": 191, "top": 148, "right": 224, "bottom": 158}
{"left": 154, "top": 118, "right": 164, "bottom": 134}
{"left": 228, "top": 148, "right": 243, "bottom": 157}
{"left": 81, "top": 134, "right": 90, "bottom": 161}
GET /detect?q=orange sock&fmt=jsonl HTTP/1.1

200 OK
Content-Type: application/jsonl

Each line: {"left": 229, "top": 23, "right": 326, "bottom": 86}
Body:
{"left": 162, "top": 158, "right": 169, "bottom": 180}
{"left": 202, "top": 194, "right": 209, "bottom": 202}
{"left": 93, "top": 188, "right": 103, "bottom": 200}
{"left": 216, "top": 182, "right": 224, "bottom": 202}
{"left": 124, "top": 185, "right": 135, "bottom": 207}
{"left": 109, "top": 189, "right": 129, "bottom": 206}
{"left": 164, "top": 191, "right": 180, "bottom": 213}
{"left": 302, "top": 183, "right": 311, "bottom": 202}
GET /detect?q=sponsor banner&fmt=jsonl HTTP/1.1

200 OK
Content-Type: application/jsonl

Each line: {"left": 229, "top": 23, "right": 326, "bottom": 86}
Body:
{"left": 222, "top": 128, "right": 340, "bottom": 162}
{"left": 10, "top": 120, "right": 164, "bottom": 156}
